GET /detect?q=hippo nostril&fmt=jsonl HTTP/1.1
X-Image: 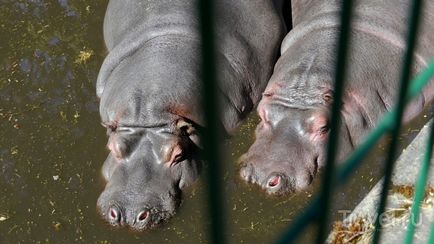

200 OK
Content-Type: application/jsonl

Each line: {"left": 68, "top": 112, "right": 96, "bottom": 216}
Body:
{"left": 264, "top": 174, "right": 288, "bottom": 194}
{"left": 110, "top": 209, "right": 116, "bottom": 219}
{"left": 137, "top": 210, "right": 149, "bottom": 223}
{"left": 108, "top": 206, "right": 121, "bottom": 225}
{"left": 267, "top": 175, "right": 281, "bottom": 188}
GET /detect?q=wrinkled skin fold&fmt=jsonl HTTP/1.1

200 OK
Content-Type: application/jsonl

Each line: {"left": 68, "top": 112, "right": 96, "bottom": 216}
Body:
{"left": 239, "top": 0, "right": 434, "bottom": 195}
{"left": 96, "top": 0, "right": 285, "bottom": 230}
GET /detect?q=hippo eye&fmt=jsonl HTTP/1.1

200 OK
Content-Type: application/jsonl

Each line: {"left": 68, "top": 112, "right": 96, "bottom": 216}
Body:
{"left": 137, "top": 210, "right": 149, "bottom": 222}
{"left": 319, "top": 125, "right": 330, "bottom": 134}
{"left": 323, "top": 94, "right": 332, "bottom": 103}
{"left": 263, "top": 92, "right": 273, "bottom": 97}
{"left": 322, "top": 91, "right": 334, "bottom": 104}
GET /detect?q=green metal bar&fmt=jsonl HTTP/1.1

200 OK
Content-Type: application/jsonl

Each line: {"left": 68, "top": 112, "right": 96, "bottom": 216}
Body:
{"left": 372, "top": 0, "right": 423, "bottom": 242}
{"left": 197, "top": 0, "right": 226, "bottom": 243}
{"left": 404, "top": 121, "right": 434, "bottom": 244}
{"left": 276, "top": 57, "right": 434, "bottom": 243}
{"left": 277, "top": 194, "right": 321, "bottom": 244}
{"left": 316, "top": 0, "right": 354, "bottom": 243}
{"left": 429, "top": 221, "right": 434, "bottom": 243}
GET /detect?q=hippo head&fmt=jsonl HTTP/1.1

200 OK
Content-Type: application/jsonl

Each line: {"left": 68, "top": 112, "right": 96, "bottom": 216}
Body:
{"left": 239, "top": 83, "right": 354, "bottom": 195}
{"left": 97, "top": 120, "right": 202, "bottom": 230}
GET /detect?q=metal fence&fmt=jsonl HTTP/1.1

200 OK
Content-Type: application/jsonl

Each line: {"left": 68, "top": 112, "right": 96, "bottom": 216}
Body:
{"left": 197, "top": 0, "right": 434, "bottom": 243}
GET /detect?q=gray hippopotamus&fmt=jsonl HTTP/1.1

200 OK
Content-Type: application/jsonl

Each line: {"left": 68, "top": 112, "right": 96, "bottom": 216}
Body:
{"left": 239, "top": 0, "right": 434, "bottom": 195}
{"left": 96, "top": 0, "right": 285, "bottom": 230}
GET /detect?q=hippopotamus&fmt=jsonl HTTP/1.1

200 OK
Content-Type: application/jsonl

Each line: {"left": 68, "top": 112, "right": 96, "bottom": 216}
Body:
{"left": 95, "top": 0, "right": 285, "bottom": 230}
{"left": 239, "top": 0, "right": 434, "bottom": 195}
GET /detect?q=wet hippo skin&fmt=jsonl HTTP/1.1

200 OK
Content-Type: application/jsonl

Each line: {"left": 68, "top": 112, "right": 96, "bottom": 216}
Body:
{"left": 95, "top": 0, "right": 285, "bottom": 230}
{"left": 239, "top": 0, "right": 434, "bottom": 195}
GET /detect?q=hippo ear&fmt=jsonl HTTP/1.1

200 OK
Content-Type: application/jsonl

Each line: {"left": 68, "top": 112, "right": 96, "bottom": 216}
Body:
{"left": 176, "top": 119, "right": 202, "bottom": 148}
{"left": 107, "top": 134, "right": 127, "bottom": 160}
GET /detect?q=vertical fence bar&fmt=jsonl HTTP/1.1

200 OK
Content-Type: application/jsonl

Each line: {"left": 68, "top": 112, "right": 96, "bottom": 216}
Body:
{"left": 197, "top": 0, "right": 226, "bottom": 243}
{"left": 372, "top": 1, "right": 423, "bottom": 243}
{"left": 277, "top": 195, "right": 321, "bottom": 244}
{"left": 429, "top": 221, "right": 434, "bottom": 243}
{"left": 316, "top": 0, "right": 354, "bottom": 243}
{"left": 404, "top": 120, "right": 434, "bottom": 244}
{"left": 276, "top": 57, "right": 434, "bottom": 243}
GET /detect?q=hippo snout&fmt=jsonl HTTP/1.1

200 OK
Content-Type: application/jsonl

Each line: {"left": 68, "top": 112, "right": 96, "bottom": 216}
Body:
{"left": 105, "top": 205, "right": 151, "bottom": 227}
{"left": 239, "top": 159, "right": 298, "bottom": 195}
{"left": 97, "top": 187, "right": 177, "bottom": 231}
{"left": 99, "top": 202, "right": 173, "bottom": 231}
{"left": 239, "top": 147, "right": 318, "bottom": 195}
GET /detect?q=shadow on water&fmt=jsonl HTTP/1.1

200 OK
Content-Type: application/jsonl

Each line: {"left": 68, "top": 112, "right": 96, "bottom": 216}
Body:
{"left": 1, "top": 1, "right": 433, "bottom": 243}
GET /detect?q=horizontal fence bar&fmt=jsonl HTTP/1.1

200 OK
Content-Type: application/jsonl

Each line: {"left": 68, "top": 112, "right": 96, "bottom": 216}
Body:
{"left": 316, "top": 0, "right": 354, "bottom": 243}
{"left": 198, "top": 0, "right": 226, "bottom": 243}
{"left": 372, "top": 0, "right": 423, "bottom": 242}
{"left": 277, "top": 56, "right": 434, "bottom": 243}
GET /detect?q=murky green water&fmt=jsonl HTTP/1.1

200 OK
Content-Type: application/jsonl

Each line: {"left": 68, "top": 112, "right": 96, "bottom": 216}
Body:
{"left": 1, "top": 1, "right": 432, "bottom": 243}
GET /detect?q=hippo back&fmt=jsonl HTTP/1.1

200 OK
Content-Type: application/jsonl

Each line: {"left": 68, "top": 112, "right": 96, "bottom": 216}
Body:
{"left": 96, "top": 0, "right": 285, "bottom": 133}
